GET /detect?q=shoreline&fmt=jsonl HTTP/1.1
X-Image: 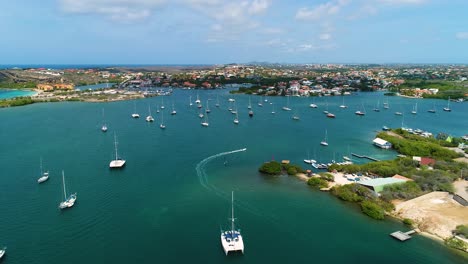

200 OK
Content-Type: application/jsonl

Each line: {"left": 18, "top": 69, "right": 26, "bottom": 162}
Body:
{"left": 294, "top": 172, "right": 467, "bottom": 254}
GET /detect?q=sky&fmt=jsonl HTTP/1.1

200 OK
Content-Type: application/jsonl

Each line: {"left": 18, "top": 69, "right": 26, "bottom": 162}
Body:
{"left": 1, "top": 0, "right": 468, "bottom": 64}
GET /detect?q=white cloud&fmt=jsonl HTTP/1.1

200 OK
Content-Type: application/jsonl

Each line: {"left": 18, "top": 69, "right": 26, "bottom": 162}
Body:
{"left": 295, "top": 0, "right": 349, "bottom": 21}
{"left": 59, "top": 0, "right": 166, "bottom": 21}
{"left": 262, "top": 27, "right": 284, "bottom": 34}
{"left": 248, "top": 0, "right": 271, "bottom": 15}
{"left": 319, "top": 33, "right": 332, "bottom": 40}
{"left": 455, "top": 32, "right": 468, "bottom": 40}
{"left": 378, "top": 0, "right": 427, "bottom": 5}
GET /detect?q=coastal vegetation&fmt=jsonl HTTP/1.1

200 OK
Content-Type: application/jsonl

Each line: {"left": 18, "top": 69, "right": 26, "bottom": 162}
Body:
{"left": 330, "top": 184, "right": 394, "bottom": 220}
{"left": 258, "top": 161, "right": 305, "bottom": 176}
{"left": 376, "top": 131, "right": 461, "bottom": 161}
{"left": 258, "top": 161, "right": 282, "bottom": 175}
{"left": 0, "top": 81, "right": 37, "bottom": 89}
{"left": 395, "top": 79, "right": 468, "bottom": 99}
{"left": 445, "top": 237, "right": 468, "bottom": 252}
{"left": 307, "top": 177, "right": 329, "bottom": 189}
{"left": 0, "top": 96, "right": 35, "bottom": 108}
{"left": 454, "top": 225, "right": 468, "bottom": 238}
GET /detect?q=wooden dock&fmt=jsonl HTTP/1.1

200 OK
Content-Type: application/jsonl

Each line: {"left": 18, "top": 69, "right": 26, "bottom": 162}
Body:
{"left": 351, "top": 153, "right": 380, "bottom": 162}
{"left": 390, "top": 230, "right": 417, "bottom": 241}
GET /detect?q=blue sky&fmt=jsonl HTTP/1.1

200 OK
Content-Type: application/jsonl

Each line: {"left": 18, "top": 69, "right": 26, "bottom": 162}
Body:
{"left": 1, "top": 0, "right": 468, "bottom": 64}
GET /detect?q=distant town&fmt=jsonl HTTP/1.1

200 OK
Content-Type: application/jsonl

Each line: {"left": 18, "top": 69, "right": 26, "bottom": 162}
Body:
{"left": 0, "top": 64, "right": 467, "bottom": 107}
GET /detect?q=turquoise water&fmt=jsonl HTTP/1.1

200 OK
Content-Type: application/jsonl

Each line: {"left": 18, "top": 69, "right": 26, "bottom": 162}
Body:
{"left": 0, "top": 90, "right": 467, "bottom": 264}
{"left": 0, "top": 89, "right": 36, "bottom": 99}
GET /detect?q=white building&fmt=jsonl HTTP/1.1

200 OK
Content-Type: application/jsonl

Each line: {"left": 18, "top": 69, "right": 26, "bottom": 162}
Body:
{"left": 373, "top": 138, "right": 392, "bottom": 149}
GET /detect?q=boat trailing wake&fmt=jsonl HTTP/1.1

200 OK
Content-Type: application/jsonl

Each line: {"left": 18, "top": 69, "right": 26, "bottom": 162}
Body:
{"left": 195, "top": 148, "right": 280, "bottom": 222}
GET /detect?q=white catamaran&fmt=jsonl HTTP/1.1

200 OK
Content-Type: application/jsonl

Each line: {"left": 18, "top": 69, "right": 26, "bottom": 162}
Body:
{"left": 221, "top": 191, "right": 244, "bottom": 255}
{"left": 59, "top": 170, "right": 77, "bottom": 210}
{"left": 109, "top": 133, "right": 126, "bottom": 168}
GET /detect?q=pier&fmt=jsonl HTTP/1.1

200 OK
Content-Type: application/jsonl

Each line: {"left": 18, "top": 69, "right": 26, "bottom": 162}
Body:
{"left": 351, "top": 153, "right": 380, "bottom": 162}
{"left": 390, "top": 230, "right": 417, "bottom": 241}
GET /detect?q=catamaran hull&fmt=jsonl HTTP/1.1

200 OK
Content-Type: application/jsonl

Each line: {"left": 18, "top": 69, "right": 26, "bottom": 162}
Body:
{"left": 221, "top": 234, "right": 244, "bottom": 255}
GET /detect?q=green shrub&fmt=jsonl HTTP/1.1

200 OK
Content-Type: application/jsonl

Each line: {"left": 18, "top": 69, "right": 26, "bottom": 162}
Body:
{"left": 331, "top": 184, "right": 374, "bottom": 202}
{"left": 307, "top": 177, "right": 329, "bottom": 189}
{"left": 381, "top": 181, "right": 423, "bottom": 201}
{"left": 259, "top": 161, "right": 282, "bottom": 175}
{"left": 445, "top": 237, "right": 468, "bottom": 251}
{"left": 403, "top": 218, "right": 414, "bottom": 226}
{"left": 361, "top": 200, "right": 385, "bottom": 220}
{"left": 454, "top": 225, "right": 468, "bottom": 238}
{"left": 320, "top": 173, "right": 334, "bottom": 182}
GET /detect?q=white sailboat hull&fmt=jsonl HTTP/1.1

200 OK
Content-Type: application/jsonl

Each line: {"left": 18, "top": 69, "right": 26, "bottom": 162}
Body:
{"left": 109, "top": 159, "right": 126, "bottom": 168}
{"left": 37, "top": 174, "right": 49, "bottom": 183}
{"left": 221, "top": 232, "right": 244, "bottom": 255}
{"left": 59, "top": 193, "right": 77, "bottom": 209}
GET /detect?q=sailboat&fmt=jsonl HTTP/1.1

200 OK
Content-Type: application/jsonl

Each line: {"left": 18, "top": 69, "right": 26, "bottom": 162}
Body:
{"left": 171, "top": 102, "right": 177, "bottom": 115}
{"left": 258, "top": 97, "right": 263, "bottom": 107}
{"left": 282, "top": 96, "right": 291, "bottom": 111}
{"left": 156, "top": 104, "right": 160, "bottom": 113}
{"left": 189, "top": 96, "right": 193, "bottom": 106}
{"left": 37, "top": 157, "right": 49, "bottom": 183}
{"left": 131, "top": 102, "right": 140, "bottom": 118}
{"left": 443, "top": 97, "right": 451, "bottom": 112}
{"left": 339, "top": 97, "right": 347, "bottom": 108}
{"left": 160, "top": 96, "right": 165, "bottom": 109}
{"left": 221, "top": 191, "right": 244, "bottom": 255}
{"left": 195, "top": 92, "right": 201, "bottom": 104}
{"left": 355, "top": 103, "right": 366, "bottom": 116}
{"left": 343, "top": 145, "right": 351, "bottom": 161}
{"left": 215, "top": 95, "right": 220, "bottom": 107}
{"left": 411, "top": 103, "right": 417, "bottom": 114}
{"left": 101, "top": 109, "right": 108, "bottom": 132}
{"left": 198, "top": 108, "right": 204, "bottom": 119}
{"left": 160, "top": 111, "right": 166, "bottom": 129}
{"left": 146, "top": 105, "right": 154, "bottom": 122}
{"left": 310, "top": 97, "right": 318, "bottom": 108}
{"left": 247, "top": 96, "right": 252, "bottom": 109}
{"left": 271, "top": 103, "right": 275, "bottom": 114}
{"left": 109, "top": 133, "right": 126, "bottom": 168}
{"left": 59, "top": 170, "right": 77, "bottom": 209}
{"left": 320, "top": 130, "right": 329, "bottom": 146}
{"left": 205, "top": 100, "right": 211, "bottom": 113}
{"left": 233, "top": 106, "right": 239, "bottom": 124}
{"left": 292, "top": 110, "right": 300, "bottom": 120}
{"left": 428, "top": 102, "right": 436, "bottom": 113}
{"left": 323, "top": 102, "right": 329, "bottom": 114}
{"left": 201, "top": 112, "right": 209, "bottom": 127}
{"left": 383, "top": 99, "right": 389, "bottom": 109}
{"left": 373, "top": 100, "right": 380, "bottom": 112}
{"left": 304, "top": 150, "right": 317, "bottom": 164}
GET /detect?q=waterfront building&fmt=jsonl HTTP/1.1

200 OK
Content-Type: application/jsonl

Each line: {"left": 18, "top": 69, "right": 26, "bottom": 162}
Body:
{"left": 373, "top": 138, "right": 392, "bottom": 149}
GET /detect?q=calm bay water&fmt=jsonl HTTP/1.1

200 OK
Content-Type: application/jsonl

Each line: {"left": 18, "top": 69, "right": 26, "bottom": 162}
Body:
{"left": 0, "top": 89, "right": 36, "bottom": 99}
{"left": 0, "top": 90, "right": 467, "bottom": 264}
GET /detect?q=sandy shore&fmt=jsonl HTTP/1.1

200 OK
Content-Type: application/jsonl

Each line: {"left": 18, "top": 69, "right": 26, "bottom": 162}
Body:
{"left": 393, "top": 192, "right": 468, "bottom": 240}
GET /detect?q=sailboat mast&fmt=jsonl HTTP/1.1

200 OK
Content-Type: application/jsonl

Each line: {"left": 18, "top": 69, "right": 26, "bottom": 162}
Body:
{"left": 40, "top": 157, "right": 43, "bottom": 175}
{"left": 114, "top": 133, "right": 118, "bottom": 160}
{"left": 231, "top": 191, "right": 235, "bottom": 232}
{"left": 62, "top": 170, "right": 67, "bottom": 199}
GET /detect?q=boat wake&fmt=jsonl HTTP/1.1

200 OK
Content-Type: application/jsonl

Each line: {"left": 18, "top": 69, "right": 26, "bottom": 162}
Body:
{"left": 195, "top": 148, "right": 247, "bottom": 194}
{"left": 195, "top": 148, "right": 280, "bottom": 222}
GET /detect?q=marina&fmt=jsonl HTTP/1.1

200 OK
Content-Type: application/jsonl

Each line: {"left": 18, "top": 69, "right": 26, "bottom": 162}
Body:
{"left": 0, "top": 89, "right": 466, "bottom": 264}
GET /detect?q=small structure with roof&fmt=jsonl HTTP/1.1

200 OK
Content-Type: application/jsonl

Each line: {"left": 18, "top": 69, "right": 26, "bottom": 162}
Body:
{"left": 359, "top": 178, "right": 406, "bottom": 193}
{"left": 373, "top": 138, "right": 392, "bottom": 149}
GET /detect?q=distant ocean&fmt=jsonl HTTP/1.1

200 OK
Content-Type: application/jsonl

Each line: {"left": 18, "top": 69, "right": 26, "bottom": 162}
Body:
{"left": 0, "top": 64, "right": 212, "bottom": 69}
